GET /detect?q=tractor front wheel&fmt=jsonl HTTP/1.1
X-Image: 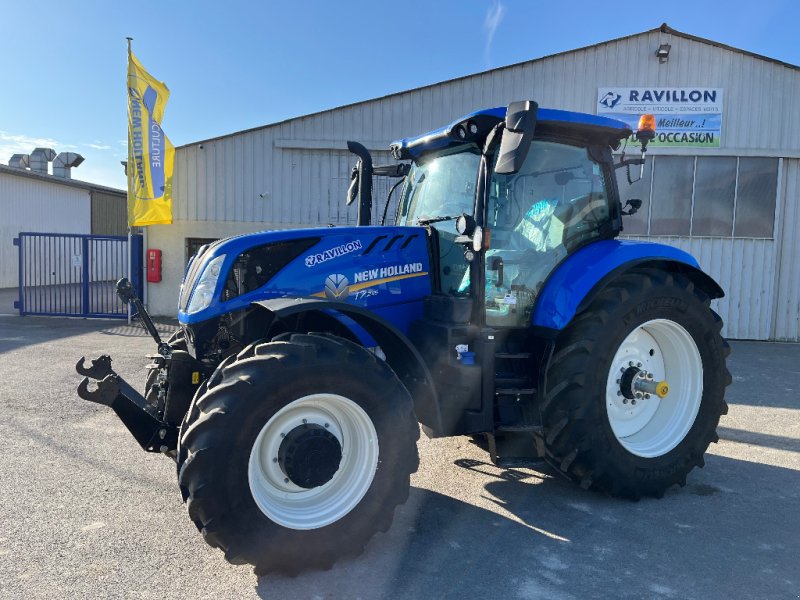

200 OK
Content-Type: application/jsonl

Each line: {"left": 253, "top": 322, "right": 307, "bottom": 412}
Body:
{"left": 541, "top": 268, "right": 730, "bottom": 498}
{"left": 176, "top": 333, "right": 419, "bottom": 574}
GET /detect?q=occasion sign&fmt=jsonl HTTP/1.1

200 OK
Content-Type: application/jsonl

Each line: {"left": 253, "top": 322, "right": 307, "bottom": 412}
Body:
{"left": 597, "top": 87, "right": 723, "bottom": 148}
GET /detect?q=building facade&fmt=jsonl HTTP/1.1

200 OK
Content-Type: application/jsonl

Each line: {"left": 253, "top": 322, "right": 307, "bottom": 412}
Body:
{"left": 0, "top": 164, "right": 126, "bottom": 290}
{"left": 146, "top": 24, "right": 800, "bottom": 341}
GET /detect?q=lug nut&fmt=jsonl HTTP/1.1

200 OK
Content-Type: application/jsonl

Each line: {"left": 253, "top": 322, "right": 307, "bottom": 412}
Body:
{"left": 629, "top": 361, "right": 634, "bottom": 367}
{"left": 273, "top": 457, "right": 278, "bottom": 463}
{"left": 324, "top": 423, "right": 330, "bottom": 428}
{"left": 617, "top": 391, "right": 622, "bottom": 396}
{"left": 645, "top": 394, "right": 651, "bottom": 399}
{"left": 637, "top": 362, "right": 642, "bottom": 368}
{"left": 284, "top": 477, "right": 289, "bottom": 484}
{"left": 623, "top": 399, "right": 628, "bottom": 404}
{"left": 631, "top": 399, "right": 637, "bottom": 405}
{"left": 616, "top": 379, "right": 621, "bottom": 384}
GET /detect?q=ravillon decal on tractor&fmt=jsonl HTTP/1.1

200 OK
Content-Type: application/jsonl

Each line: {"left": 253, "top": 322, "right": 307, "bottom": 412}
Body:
{"left": 76, "top": 101, "right": 730, "bottom": 574}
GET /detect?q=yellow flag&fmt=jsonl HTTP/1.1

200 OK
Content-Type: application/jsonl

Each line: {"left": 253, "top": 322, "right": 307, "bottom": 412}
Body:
{"left": 127, "top": 49, "right": 174, "bottom": 226}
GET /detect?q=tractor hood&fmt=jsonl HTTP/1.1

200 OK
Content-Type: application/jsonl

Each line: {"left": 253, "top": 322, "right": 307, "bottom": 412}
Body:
{"left": 178, "top": 226, "right": 432, "bottom": 326}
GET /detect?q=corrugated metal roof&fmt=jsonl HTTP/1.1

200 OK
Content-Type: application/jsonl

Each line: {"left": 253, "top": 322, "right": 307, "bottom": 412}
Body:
{"left": 0, "top": 164, "right": 125, "bottom": 196}
{"left": 178, "top": 23, "right": 800, "bottom": 149}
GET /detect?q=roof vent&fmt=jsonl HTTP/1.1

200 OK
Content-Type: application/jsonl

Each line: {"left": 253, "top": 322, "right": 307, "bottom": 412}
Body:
{"left": 8, "top": 154, "right": 30, "bottom": 169}
{"left": 29, "top": 147, "right": 56, "bottom": 174}
{"left": 53, "top": 152, "right": 85, "bottom": 179}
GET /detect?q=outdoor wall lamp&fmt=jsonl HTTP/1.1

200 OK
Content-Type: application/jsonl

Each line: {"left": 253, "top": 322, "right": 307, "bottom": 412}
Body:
{"left": 656, "top": 43, "right": 671, "bottom": 63}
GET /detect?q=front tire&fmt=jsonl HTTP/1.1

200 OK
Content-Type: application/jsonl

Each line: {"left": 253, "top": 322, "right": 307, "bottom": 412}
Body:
{"left": 176, "top": 333, "right": 419, "bottom": 574}
{"left": 541, "top": 268, "right": 730, "bottom": 498}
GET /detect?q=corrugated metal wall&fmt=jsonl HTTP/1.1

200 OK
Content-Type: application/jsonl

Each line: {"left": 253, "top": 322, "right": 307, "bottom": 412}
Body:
{"left": 174, "top": 30, "right": 800, "bottom": 224}
{"left": 90, "top": 190, "right": 127, "bottom": 235}
{"left": 0, "top": 172, "right": 90, "bottom": 288}
{"left": 165, "top": 28, "right": 800, "bottom": 337}
{"left": 773, "top": 159, "right": 800, "bottom": 340}
{"left": 622, "top": 236, "right": 777, "bottom": 340}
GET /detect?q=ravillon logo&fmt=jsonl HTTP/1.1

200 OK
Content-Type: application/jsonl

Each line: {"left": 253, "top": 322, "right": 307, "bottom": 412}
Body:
{"left": 599, "top": 92, "right": 622, "bottom": 109}
{"left": 324, "top": 274, "right": 350, "bottom": 300}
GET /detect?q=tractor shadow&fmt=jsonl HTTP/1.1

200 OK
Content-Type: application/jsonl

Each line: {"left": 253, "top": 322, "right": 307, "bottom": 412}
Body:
{"left": 255, "top": 450, "right": 800, "bottom": 599}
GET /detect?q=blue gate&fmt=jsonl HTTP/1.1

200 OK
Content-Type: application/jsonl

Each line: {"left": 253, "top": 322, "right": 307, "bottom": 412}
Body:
{"left": 14, "top": 232, "right": 143, "bottom": 318}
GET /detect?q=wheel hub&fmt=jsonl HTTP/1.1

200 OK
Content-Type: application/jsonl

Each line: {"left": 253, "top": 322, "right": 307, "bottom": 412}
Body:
{"left": 278, "top": 424, "right": 343, "bottom": 489}
{"left": 605, "top": 319, "right": 702, "bottom": 458}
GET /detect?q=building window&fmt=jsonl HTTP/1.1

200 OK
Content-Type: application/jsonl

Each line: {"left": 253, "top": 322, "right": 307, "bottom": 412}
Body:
{"left": 185, "top": 237, "right": 218, "bottom": 263}
{"left": 693, "top": 157, "right": 737, "bottom": 236}
{"left": 616, "top": 155, "right": 778, "bottom": 238}
{"left": 734, "top": 158, "right": 779, "bottom": 238}
{"left": 650, "top": 156, "right": 694, "bottom": 236}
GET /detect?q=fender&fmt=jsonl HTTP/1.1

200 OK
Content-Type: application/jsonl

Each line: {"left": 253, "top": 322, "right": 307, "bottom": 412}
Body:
{"left": 250, "top": 297, "right": 444, "bottom": 436}
{"left": 532, "top": 239, "right": 724, "bottom": 331}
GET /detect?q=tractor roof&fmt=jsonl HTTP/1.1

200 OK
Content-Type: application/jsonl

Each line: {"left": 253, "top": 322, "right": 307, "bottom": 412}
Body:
{"left": 391, "top": 107, "right": 631, "bottom": 159}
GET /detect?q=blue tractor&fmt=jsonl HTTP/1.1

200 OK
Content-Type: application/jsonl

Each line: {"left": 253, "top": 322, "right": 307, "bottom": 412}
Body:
{"left": 76, "top": 101, "right": 730, "bottom": 574}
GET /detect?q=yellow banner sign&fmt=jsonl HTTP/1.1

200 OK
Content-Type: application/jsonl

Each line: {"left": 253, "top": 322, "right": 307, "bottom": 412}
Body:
{"left": 127, "top": 50, "right": 174, "bottom": 226}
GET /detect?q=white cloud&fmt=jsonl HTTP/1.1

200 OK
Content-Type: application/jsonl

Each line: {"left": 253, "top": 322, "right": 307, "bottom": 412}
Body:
{"left": 0, "top": 130, "right": 61, "bottom": 164}
{"left": 483, "top": 0, "right": 506, "bottom": 68}
{"left": 87, "top": 141, "right": 112, "bottom": 150}
{"left": 0, "top": 131, "right": 82, "bottom": 165}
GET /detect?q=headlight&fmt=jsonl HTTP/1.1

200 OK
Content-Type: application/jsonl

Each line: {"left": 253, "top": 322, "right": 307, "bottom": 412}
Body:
{"left": 187, "top": 254, "right": 226, "bottom": 314}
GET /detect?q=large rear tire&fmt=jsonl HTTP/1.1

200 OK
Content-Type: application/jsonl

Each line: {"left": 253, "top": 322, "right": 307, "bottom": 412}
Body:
{"left": 541, "top": 268, "right": 730, "bottom": 498}
{"left": 176, "top": 333, "right": 419, "bottom": 574}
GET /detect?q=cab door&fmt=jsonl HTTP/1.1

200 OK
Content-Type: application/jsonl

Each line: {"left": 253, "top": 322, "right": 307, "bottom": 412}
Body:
{"left": 484, "top": 139, "right": 614, "bottom": 327}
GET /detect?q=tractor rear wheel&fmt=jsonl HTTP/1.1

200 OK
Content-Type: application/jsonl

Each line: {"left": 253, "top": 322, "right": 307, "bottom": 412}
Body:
{"left": 541, "top": 268, "right": 730, "bottom": 498}
{"left": 176, "top": 333, "right": 419, "bottom": 574}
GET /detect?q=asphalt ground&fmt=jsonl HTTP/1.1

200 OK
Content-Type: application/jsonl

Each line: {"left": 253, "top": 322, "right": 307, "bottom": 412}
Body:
{"left": 0, "top": 316, "right": 798, "bottom": 599}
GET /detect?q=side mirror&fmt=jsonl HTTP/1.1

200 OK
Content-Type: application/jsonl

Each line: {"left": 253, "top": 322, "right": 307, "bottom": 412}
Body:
{"left": 494, "top": 100, "right": 538, "bottom": 175}
{"left": 621, "top": 199, "right": 642, "bottom": 216}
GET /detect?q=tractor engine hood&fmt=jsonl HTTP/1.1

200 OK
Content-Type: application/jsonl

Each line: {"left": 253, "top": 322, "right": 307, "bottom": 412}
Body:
{"left": 178, "top": 226, "right": 432, "bottom": 325}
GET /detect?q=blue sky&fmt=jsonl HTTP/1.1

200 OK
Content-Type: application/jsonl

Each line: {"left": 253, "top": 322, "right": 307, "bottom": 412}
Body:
{"left": 0, "top": 0, "right": 795, "bottom": 189}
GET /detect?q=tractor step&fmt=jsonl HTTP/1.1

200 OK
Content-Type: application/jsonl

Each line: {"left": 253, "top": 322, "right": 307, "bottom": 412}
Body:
{"left": 76, "top": 355, "right": 176, "bottom": 453}
{"left": 496, "top": 424, "right": 544, "bottom": 434}
{"left": 486, "top": 425, "right": 545, "bottom": 467}
{"left": 494, "top": 456, "right": 547, "bottom": 469}
{"left": 495, "top": 387, "right": 536, "bottom": 396}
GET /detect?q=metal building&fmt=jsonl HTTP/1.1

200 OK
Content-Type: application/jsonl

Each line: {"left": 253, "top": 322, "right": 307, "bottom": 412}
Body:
{"left": 0, "top": 157, "right": 126, "bottom": 313}
{"left": 147, "top": 23, "right": 800, "bottom": 341}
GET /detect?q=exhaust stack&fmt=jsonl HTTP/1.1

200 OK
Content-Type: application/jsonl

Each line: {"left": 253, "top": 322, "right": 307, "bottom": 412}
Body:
{"left": 8, "top": 154, "right": 30, "bottom": 169}
{"left": 29, "top": 147, "right": 56, "bottom": 174}
{"left": 53, "top": 152, "right": 85, "bottom": 179}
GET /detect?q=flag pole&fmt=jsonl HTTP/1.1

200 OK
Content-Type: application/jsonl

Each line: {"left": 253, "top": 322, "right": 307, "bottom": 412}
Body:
{"left": 126, "top": 37, "right": 133, "bottom": 325}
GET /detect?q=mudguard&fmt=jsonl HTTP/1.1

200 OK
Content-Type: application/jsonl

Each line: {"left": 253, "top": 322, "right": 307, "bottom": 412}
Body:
{"left": 250, "top": 297, "right": 445, "bottom": 436}
{"left": 532, "top": 239, "right": 724, "bottom": 331}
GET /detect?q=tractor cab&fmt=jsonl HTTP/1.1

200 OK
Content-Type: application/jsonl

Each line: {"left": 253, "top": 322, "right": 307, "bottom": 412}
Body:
{"left": 389, "top": 103, "right": 644, "bottom": 330}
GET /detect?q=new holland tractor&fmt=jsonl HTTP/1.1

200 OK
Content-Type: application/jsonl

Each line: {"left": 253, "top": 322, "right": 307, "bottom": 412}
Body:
{"left": 76, "top": 101, "right": 730, "bottom": 574}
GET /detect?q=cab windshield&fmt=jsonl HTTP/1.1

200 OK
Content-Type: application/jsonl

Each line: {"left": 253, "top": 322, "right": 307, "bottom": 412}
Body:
{"left": 397, "top": 145, "right": 481, "bottom": 295}
{"left": 396, "top": 144, "right": 481, "bottom": 227}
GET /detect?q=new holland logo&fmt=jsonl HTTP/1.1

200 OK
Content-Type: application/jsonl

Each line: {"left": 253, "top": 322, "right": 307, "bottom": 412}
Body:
{"left": 599, "top": 91, "right": 622, "bottom": 109}
{"left": 324, "top": 274, "right": 350, "bottom": 300}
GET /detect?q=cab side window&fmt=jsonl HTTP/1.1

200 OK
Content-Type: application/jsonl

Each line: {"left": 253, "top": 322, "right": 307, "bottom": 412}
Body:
{"left": 485, "top": 140, "right": 610, "bottom": 327}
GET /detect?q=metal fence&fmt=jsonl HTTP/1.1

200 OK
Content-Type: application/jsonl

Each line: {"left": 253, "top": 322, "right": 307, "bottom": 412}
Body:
{"left": 14, "top": 232, "right": 142, "bottom": 318}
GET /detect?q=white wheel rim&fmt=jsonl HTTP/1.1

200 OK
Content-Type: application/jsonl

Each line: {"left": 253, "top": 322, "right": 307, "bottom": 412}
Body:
{"left": 247, "top": 393, "right": 379, "bottom": 530}
{"left": 605, "top": 319, "right": 703, "bottom": 458}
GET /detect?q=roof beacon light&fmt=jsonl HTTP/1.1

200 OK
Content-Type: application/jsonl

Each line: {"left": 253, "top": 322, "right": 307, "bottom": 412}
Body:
{"left": 636, "top": 114, "right": 656, "bottom": 152}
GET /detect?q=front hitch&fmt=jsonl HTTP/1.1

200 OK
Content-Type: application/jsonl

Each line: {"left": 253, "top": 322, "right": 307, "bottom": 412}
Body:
{"left": 76, "top": 357, "right": 177, "bottom": 452}
{"left": 74, "top": 279, "right": 178, "bottom": 454}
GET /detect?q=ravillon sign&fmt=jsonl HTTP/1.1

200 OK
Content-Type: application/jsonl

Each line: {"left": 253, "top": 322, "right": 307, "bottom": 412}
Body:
{"left": 597, "top": 87, "right": 723, "bottom": 148}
